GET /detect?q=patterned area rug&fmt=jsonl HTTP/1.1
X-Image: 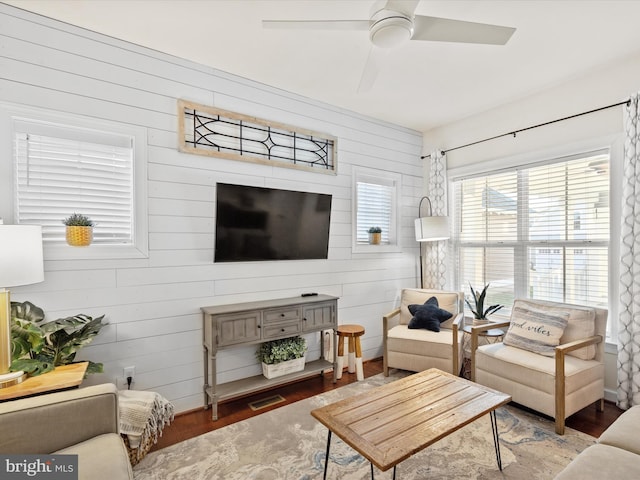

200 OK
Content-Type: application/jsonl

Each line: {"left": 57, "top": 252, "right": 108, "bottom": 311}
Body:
{"left": 133, "top": 373, "right": 594, "bottom": 479}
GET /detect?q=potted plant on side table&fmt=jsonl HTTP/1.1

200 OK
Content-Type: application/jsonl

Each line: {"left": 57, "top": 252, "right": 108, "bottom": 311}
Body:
{"left": 257, "top": 336, "right": 307, "bottom": 379}
{"left": 465, "top": 283, "right": 504, "bottom": 326}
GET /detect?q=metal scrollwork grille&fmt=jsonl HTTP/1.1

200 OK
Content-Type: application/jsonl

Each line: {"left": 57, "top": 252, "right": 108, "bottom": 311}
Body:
{"left": 178, "top": 100, "right": 336, "bottom": 174}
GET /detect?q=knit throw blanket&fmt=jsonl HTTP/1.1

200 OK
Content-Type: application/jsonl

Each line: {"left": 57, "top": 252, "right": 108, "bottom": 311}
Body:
{"left": 119, "top": 390, "right": 174, "bottom": 461}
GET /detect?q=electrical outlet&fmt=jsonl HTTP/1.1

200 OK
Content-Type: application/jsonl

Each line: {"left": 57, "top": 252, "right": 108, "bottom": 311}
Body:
{"left": 123, "top": 366, "right": 135, "bottom": 383}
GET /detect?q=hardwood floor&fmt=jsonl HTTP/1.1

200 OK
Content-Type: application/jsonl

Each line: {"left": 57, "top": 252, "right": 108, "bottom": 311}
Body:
{"left": 152, "top": 358, "right": 624, "bottom": 453}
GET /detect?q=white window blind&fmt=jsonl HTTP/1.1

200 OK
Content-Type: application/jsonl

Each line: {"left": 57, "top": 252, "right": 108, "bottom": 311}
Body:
{"left": 453, "top": 150, "right": 610, "bottom": 315}
{"left": 14, "top": 119, "right": 134, "bottom": 244}
{"left": 356, "top": 179, "right": 394, "bottom": 244}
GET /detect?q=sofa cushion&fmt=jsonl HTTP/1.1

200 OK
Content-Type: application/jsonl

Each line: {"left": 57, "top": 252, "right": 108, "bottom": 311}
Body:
{"left": 407, "top": 297, "right": 453, "bottom": 332}
{"left": 56, "top": 433, "right": 133, "bottom": 480}
{"left": 476, "top": 343, "right": 604, "bottom": 395}
{"left": 598, "top": 405, "right": 640, "bottom": 455}
{"left": 503, "top": 304, "right": 569, "bottom": 356}
{"left": 554, "top": 444, "right": 640, "bottom": 479}
{"left": 387, "top": 324, "right": 460, "bottom": 359}
{"left": 515, "top": 299, "right": 596, "bottom": 360}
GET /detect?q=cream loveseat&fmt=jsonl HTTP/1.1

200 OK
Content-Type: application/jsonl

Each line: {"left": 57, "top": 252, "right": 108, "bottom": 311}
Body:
{"left": 555, "top": 405, "right": 640, "bottom": 478}
{"left": 0, "top": 383, "right": 133, "bottom": 480}
{"left": 471, "top": 298, "right": 607, "bottom": 434}
{"left": 383, "top": 288, "right": 464, "bottom": 376}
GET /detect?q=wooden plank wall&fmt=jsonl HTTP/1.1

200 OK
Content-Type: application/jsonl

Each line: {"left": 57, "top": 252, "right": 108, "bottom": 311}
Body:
{"left": 0, "top": 4, "right": 423, "bottom": 413}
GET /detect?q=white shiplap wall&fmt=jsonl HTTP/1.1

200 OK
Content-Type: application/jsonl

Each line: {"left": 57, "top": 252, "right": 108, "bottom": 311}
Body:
{"left": 0, "top": 4, "right": 423, "bottom": 413}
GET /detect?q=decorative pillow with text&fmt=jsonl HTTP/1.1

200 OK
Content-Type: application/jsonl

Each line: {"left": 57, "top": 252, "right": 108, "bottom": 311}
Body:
{"left": 407, "top": 296, "right": 453, "bottom": 332}
{"left": 503, "top": 305, "right": 569, "bottom": 356}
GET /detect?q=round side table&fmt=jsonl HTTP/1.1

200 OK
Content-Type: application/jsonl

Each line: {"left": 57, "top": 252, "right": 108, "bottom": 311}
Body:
{"left": 461, "top": 324, "right": 504, "bottom": 380}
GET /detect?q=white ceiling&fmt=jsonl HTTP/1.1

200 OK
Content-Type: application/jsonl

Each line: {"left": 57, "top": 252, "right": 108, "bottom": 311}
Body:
{"left": 6, "top": 0, "right": 640, "bottom": 132}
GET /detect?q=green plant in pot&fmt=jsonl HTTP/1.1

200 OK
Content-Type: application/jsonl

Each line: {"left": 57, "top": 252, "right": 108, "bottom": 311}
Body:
{"left": 63, "top": 213, "right": 94, "bottom": 247}
{"left": 10, "top": 300, "right": 106, "bottom": 376}
{"left": 368, "top": 226, "right": 382, "bottom": 245}
{"left": 465, "top": 283, "right": 504, "bottom": 325}
{"left": 257, "top": 336, "right": 307, "bottom": 379}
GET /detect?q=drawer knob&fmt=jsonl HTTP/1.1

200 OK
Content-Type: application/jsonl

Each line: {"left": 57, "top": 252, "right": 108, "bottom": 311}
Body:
{"left": 280, "top": 313, "right": 285, "bottom": 317}
{"left": 303, "top": 317, "right": 307, "bottom": 321}
{"left": 281, "top": 328, "right": 285, "bottom": 332}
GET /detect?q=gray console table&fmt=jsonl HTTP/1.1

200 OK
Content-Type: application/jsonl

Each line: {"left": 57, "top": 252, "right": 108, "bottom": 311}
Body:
{"left": 202, "top": 294, "right": 338, "bottom": 420}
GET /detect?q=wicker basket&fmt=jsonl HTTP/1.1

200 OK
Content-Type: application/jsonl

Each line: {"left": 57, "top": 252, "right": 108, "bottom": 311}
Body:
{"left": 66, "top": 226, "right": 93, "bottom": 246}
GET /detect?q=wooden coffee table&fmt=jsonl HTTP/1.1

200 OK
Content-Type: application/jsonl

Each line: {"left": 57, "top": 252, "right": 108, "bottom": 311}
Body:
{"left": 311, "top": 368, "right": 511, "bottom": 479}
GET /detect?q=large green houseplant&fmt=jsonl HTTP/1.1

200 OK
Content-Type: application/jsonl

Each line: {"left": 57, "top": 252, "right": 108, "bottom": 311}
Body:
{"left": 10, "top": 300, "right": 106, "bottom": 376}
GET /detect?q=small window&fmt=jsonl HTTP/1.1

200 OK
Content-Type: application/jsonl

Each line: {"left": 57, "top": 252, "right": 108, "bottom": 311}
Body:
{"left": 353, "top": 167, "right": 401, "bottom": 252}
{"left": 1, "top": 103, "right": 148, "bottom": 259}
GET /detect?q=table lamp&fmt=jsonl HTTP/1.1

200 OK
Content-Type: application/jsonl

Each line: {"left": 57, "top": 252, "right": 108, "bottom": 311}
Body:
{"left": 0, "top": 224, "right": 44, "bottom": 388}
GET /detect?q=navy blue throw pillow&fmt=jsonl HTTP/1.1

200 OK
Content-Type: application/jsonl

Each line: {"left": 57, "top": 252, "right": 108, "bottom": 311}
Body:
{"left": 407, "top": 296, "right": 453, "bottom": 332}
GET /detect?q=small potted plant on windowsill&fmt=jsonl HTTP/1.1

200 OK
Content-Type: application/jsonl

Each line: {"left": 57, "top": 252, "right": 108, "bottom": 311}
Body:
{"left": 256, "top": 336, "right": 307, "bottom": 379}
{"left": 368, "top": 226, "right": 382, "bottom": 245}
{"left": 63, "top": 213, "right": 94, "bottom": 247}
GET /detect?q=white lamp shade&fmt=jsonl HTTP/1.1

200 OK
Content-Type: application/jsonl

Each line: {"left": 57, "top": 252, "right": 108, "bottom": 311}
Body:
{"left": 414, "top": 216, "right": 449, "bottom": 242}
{"left": 0, "top": 225, "right": 44, "bottom": 287}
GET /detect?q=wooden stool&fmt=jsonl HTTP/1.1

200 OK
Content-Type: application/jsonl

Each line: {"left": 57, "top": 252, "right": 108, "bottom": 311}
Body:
{"left": 336, "top": 324, "right": 365, "bottom": 381}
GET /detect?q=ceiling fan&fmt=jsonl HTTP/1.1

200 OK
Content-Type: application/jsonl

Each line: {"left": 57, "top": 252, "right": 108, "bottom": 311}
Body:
{"left": 263, "top": 0, "right": 516, "bottom": 91}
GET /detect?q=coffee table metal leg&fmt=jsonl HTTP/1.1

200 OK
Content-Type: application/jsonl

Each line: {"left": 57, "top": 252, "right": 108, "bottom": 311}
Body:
{"left": 490, "top": 410, "right": 502, "bottom": 471}
{"left": 323, "top": 430, "right": 331, "bottom": 480}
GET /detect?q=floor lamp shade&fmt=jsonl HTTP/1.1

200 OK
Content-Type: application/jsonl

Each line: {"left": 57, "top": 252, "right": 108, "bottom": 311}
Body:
{"left": 0, "top": 225, "right": 44, "bottom": 386}
{"left": 414, "top": 216, "right": 449, "bottom": 242}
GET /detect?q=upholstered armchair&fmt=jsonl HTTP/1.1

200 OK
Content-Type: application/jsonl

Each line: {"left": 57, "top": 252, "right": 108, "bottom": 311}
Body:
{"left": 383, "top": 288, "right": 464, "bottom": 376}
{"left": 471, "top": 298, "right": 607, "bottom": 435}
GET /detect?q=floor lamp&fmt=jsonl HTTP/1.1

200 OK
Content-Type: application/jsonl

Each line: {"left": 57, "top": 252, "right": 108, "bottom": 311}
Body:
{"left": 414, "top": 196, "right": 449, "bottom": 289}
{"left": 0, "top": 224, "right": 44, "bottom": 388}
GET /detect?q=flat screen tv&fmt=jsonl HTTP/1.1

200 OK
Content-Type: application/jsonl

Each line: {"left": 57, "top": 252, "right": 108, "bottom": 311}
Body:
{"left": 214, "top": 183, "right": 332, "bottom": 262}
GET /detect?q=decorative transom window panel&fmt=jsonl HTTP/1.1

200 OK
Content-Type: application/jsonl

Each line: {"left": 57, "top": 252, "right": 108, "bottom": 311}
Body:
{"left": 13, "top": 119, "right": 134, "bottom": 245}
{"left": 453, "top": 150, "right": 610, "bottom": 316}
{"left": 178, "top": 100, "right": 336, "bottom": 174}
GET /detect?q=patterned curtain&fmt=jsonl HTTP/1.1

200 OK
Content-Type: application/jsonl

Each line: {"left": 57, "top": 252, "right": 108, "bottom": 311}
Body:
{"left": 618, "top": 92, "right": 640, "bottom": 409}
{"left": 423, "top": 151, "right": 448, "bottom": 289}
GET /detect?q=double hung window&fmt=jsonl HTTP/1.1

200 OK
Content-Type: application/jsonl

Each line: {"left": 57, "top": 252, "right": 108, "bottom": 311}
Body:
{"left": 452, "top": 150, "right": 610, "bottom": 317}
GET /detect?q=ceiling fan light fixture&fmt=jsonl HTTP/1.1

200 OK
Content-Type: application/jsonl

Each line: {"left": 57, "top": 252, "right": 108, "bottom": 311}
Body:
{"left": 369, "top": 15, "right": 413, "bottom": 48}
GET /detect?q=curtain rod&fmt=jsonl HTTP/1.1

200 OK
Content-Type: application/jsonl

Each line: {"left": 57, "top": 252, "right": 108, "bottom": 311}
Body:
{"left": 420, "top": 98, "right": 631, "bottom": 160}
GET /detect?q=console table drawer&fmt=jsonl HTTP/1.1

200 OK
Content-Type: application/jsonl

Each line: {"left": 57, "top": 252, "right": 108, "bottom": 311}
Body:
{"left": 263, "top": 307, "right": 301, "bottom": 324}
{"left": 262, "top": 321, "right": 301, "bottom": 339}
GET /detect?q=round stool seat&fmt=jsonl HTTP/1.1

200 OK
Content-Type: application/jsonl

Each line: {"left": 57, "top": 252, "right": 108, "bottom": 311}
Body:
{"left": 336, "top": 324, "right": 365, "bottom": 381}
{"left": 337, "top": 324, "right": 365, "bottom": 337}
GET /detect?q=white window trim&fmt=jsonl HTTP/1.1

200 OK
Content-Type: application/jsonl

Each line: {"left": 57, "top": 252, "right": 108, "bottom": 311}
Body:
{"left": 448, "top": 134, "right": 622, "bottom": 345}
{"left": 0, "top": 102, "right": 148, "bottom": 260}
{"left": 352, "top": 166, "right": 402, "bottom": 254}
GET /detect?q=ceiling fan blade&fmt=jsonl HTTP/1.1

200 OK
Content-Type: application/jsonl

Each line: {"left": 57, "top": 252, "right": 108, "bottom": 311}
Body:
{"left": 262, "top": 19, "right": 369, "bottom": 30}
{"left": 384, "top": 0, "right": 420, "bottom": 17}
{"left": 357, "top": 47, "right": 388, "bottom": 93}
{"left": 412, "top": 15, "right": 516, "bottom": 45}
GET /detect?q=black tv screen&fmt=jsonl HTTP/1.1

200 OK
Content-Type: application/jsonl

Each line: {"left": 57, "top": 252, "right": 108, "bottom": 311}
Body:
{"left": 214, "top": 183, "right": 332, "bottom": 262}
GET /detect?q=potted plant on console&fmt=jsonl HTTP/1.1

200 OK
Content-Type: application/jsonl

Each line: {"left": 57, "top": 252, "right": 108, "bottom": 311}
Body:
{"left": 257, "top": 336, "right": 307, "bottom": 379}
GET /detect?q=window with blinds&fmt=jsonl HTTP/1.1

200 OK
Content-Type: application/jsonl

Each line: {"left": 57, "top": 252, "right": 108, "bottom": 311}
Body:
{"left": 13, "top": 119, "right": 134, "bottom": 244}
{"left": 453, "top": 150, "right": 610, "bottom": 315}
{"left": 353, "top": 168, "right": 400, "bottom": 248}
